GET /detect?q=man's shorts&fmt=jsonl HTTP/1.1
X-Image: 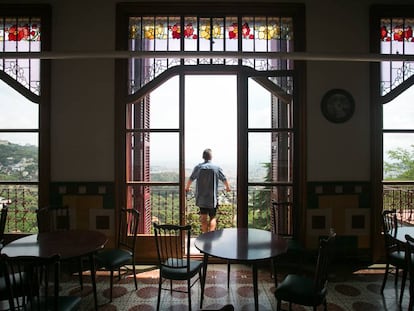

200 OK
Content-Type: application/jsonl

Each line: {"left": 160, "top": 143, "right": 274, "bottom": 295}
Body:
{"left": 199, "top": 207, "right": 217, "bottom": 217}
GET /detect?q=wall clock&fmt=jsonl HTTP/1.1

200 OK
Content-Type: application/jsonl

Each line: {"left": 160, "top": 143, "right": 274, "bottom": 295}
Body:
{"left": 320, "top": 89, "right": 355, "bottom": 123}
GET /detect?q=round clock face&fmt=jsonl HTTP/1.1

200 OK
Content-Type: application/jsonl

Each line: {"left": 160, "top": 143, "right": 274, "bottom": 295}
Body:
{"left": 321, "top": 89, "right": 355, "bottom": 123}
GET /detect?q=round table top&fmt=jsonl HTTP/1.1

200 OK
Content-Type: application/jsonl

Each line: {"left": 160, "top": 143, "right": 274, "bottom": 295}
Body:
{"left": 194, "top": 228, "right": 288, "bottom": 262}
{"left": 1, "top": 230, "right": 108, "bottom": 259}
{"left": 394, "top": 225, "right": 414, "bottom": 243}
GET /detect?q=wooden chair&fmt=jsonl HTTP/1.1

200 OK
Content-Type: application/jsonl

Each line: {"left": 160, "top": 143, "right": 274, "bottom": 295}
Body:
{"left": 0, "top": 205, "right": 8, "bottom": 250}
{"left": 405, "top": 234, "right": 414, "bottom": 311}
{"left": 270, "top": 201, "right": 304, "bottom": 283}
{"left": 95, "top": 208, "right": 140, "bottom": 302}
{"left": 380, "top": 209, "right": 407, "bottom": 304}
{"left": 274, "top": 230, "right": 336, "bottom": 311}
{"left": 1, "top": 253, "right": 81, "bottom": 311}
{"left": 36, "top": 205, "right": 70, "bottom": 233}
{"left": 36, "top": 205, "right": 87, "bottom": 290}
{"left": 153, "top": 223, "right": 203, "bottom": 311}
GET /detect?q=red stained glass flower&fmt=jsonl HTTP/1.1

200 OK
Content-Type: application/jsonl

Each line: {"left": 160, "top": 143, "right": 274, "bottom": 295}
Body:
{"left": 169, "top": 24, "right": 181, "bottom": 39}
{"left": 404, "top": 26, "right": 413, "bottom": 41}
{"left": 393, "top": 26, "right": 404, "bottom": 41}
{"left": 184, "top": 23, "right": 197, "bottom": 39}
{"left": 228, "top": 23, "right": 238, "bottom": 39}
{"left": 380, "top": 26, "right": 389, "bottom": 41}
{"left": 242, "top": 23, "right": 254, "bottom": 39}
{"left": 8, "top": 24, "right": 31, "bottom": 41}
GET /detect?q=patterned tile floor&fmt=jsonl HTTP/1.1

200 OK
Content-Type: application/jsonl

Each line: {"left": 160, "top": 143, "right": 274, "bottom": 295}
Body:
{"left": 60, "top": 262, "right": 411, "bottom": 311}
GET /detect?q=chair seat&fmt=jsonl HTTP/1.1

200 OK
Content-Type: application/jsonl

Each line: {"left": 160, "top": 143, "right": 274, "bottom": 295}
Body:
{"left": 275, "top": 274, "right": 327, "bottom": 307}
{"left": 95, "top": 248, "right": 132, "bottom": 268}
{"left": 388, "top": 250, "right": 406, "bottom": 266}
{"left": 161, "top": 258, "right": 203, "bottom": 280}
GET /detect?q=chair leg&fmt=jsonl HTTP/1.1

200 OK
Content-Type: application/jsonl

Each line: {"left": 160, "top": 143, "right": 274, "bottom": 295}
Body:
{"left": 78, "top": 257, "right": 83, "bottom": 290}
{"left": 272, "top": 258, "right": 278, "bottom": 288}
{"left": 110, "top": 270, "right": 114, "bottom": 302}
{"left": 276, "top": 300, "right": 281, "bottom": 311}
{"left": 132, "top": 263, "right": 138, "bottom": 290}
{"left": 187, "top": 278, "right": 192, "bottom": 311}
{"left": 381, "top": 263, "right": 390, "bottom": 293}
{"left": 157, "top": 277, "right": 162, "bottom": 311}
{"left": 401, "top": 269, "right": 408, "bottom": 305}
{"left": 227, "top": 260, "right": 231, "bottom": 289}
{"left": 395, "top": 267, "right": 400, "bottom": 286}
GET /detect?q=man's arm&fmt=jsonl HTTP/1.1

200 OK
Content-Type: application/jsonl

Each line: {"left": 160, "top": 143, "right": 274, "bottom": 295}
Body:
{"left": 185, "top": 179, "right": 193, "bottom": 192}
{"left": 223, "top": 179, "right": 231, "bottom": 192}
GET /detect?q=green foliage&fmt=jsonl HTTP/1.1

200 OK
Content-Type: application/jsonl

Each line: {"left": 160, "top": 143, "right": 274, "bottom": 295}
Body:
{"left": 384, "top": 145, "right": 414, "bottom": 180}
{"left": 151, "top": 171, "right": 179, "bottom": 183}
{"left": 248, "top": 162, "right": 271, "bottom": 230}
{"left": 0, "top": 141, "right": 38, "bottom": 182}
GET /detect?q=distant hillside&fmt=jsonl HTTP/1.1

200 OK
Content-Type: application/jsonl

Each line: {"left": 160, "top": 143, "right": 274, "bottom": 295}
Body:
{"left": 0, "top": 141, "right": 38, "bottom": 166}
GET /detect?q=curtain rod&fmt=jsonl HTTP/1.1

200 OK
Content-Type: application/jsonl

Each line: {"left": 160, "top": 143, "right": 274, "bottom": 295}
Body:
{"left": 1, "top": 51, "right": 414, "bottom": 62}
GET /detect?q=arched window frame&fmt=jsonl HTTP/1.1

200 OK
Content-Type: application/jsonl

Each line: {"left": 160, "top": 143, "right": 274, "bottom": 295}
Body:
{"left": 0, "top": 4, "right": 51, "bottom": 233}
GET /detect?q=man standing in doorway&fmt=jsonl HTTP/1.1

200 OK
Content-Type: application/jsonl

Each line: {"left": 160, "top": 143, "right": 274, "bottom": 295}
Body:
{"left": 185, "top": 148, "right": 231, "bottom": 233}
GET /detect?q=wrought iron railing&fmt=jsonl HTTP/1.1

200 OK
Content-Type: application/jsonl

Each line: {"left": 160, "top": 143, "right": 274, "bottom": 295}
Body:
{"left": 383, "top": 181, "right": 414, "bottom": 225}
{"left": 0, "top": 184, "right": 38, "bottom": 233}
{"left": 1, "top": 185, "right": 283, "bottom": 235}
{"left": 151, "top": 188, "right": 276, "bottom": 235}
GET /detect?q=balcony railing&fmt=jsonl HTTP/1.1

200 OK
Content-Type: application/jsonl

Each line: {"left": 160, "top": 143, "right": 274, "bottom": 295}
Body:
{"left": 3, "top": 182, "right": 413, "bottom": 235}
{"left": 151, "top": 187, "right": 278, "bottom": 236}
{"left": 383, "top": 181, "right": 414, "bottom": 225}
{"left": 0, "top": 184, "right": 38, "bottom": 233}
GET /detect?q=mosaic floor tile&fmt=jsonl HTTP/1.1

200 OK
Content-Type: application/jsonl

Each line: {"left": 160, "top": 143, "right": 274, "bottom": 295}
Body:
{"left": 59, "top": 263, "right": 412, "bottom": 311}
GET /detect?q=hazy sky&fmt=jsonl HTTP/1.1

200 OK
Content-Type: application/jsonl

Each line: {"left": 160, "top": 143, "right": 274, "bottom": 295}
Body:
{"left": 383, "top": 85, "right": 414, "bottom": 161}
{"left": 149, "top": 74, "right": 272, "bottom": 172}
{"left": 2, "top": 74, "right": 414, "bottom": 168}
{"left": 0, "top": 80, "right": 38, "bottom": 146}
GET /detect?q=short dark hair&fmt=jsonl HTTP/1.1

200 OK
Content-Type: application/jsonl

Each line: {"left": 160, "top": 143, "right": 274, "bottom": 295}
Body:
{"left": 202, "top": 148, "right": 212, "bottom": 160}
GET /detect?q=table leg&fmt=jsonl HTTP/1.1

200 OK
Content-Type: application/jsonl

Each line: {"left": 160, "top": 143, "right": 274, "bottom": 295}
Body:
{"left": 272, "top": 258, "right": 278, "bottom": 288}
{"left": 89, "top": 253, "right": 99, "bottom": 311}
{"left": 252, "top": 263, "right": 259, "bottom": 311}
{"left": 200, "top": 253, "right": 209, "bottom": 308}
{"left": 227, "top": 260, "right": 230, "bottom": 289}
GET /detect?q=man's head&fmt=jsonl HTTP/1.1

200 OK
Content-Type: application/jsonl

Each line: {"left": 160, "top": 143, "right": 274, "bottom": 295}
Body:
{"left": 202, "top": 148, "right": 212, "bottom": 161}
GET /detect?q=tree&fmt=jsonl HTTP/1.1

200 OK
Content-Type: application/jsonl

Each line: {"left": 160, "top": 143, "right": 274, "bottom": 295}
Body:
{"left": 384, "top": 145, "right": 414, "bottom": 180}
{"left": 248, "top": 162, "right": 271, "bottom": 229}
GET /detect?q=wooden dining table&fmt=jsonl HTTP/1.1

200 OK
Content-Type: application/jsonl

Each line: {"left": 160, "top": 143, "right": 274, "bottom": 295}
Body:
{"left": 195, "top": 228, "right": 288, "bottom": 311}
{"left": 1, "top": 229, "right": 108, "bottom": 311}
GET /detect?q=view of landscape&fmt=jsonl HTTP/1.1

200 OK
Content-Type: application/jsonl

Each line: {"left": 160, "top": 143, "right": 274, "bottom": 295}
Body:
{"left": 1, "top": 74, "right": 414, "bottom": 234}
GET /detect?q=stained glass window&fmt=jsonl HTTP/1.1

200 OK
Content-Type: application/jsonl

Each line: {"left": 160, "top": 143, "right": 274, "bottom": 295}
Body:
{"left": 380, "top": 18, "right": 414, "bottom": 96}
{"left": 0, "top": 16, "right": 41, "bottom": 95}
{"left": 128, "top": 15, "right": 294, "bottom": 94}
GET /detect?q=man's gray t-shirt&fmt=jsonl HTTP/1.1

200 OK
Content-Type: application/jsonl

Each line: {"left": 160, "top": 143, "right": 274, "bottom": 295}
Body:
{"left": 189, "top": 161, "right": 227, "bottom": 209}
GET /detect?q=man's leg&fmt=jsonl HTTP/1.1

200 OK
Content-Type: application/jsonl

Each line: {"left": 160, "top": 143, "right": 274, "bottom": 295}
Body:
{"left": 200, "top": 213, "right": 208, "bottom": 233}
{"left": 209, "top": 216, "right": 217, "bottom": 231}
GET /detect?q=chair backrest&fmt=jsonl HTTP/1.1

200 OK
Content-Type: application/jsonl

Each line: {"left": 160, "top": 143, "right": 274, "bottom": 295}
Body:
{"left": 313, "top": 230, "right": 336, "bottom": 292}
{"left": 382, "top": 209, "right": 398, "bottom": 236}
{"left": 271, "top": 201, "right": 292, "bottom": 237}
{"left": 381, "top": 209, "right": 401, "bottom": 254}
{"left": 1, "top": 253, "right": 61, "bottom": 311}
{"left": 405, "top": 234, "right": 414, "bottom": 272}
{"left": 153, "top": 223, "right": 191, "bottom": 272}
{"left": 0, "top": 205, "right": 8, "bottom": 245}
{"left": 36, "top": 205, "right": 70, "bottom": 232}
{"left": 118, "top": 208, "right": 140, "bottom": 253}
